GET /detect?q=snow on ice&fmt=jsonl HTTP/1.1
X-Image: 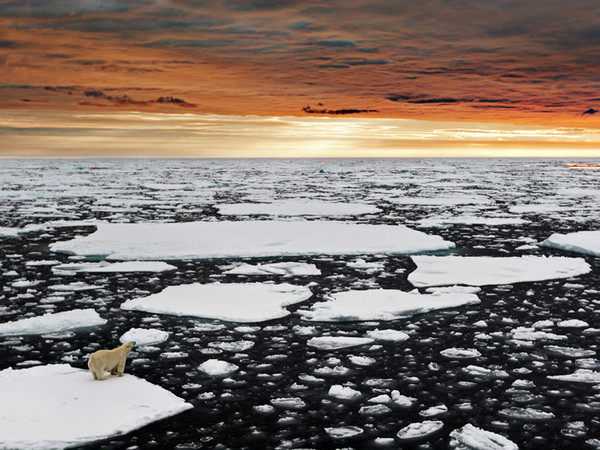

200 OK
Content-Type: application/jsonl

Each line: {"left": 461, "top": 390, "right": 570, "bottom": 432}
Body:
{"left": 396, "top": 420, "right": 444, "bottom": 442}
{"left": 0, "top": 364, "right": 192, "bottom": 449}
{"left": 541, "top": 230, "right": 600, "bottom": 257}
{"left": 0, "top": 309, "right": 106, "bottom": 336}
{"left": 307, "top": 336, "right": 374, "bottom": 350}
{"left": 198, "top": 359, "right": 239, "bottom": 377}
{"left": 409, "top": 255, "right": 591, "bottom": 287}
{"left": 121, "top": 282, "right": 312, "bottom": 323}
{"left": 300, "top": 289, "right": 480, "bottom": 322}
{"left": 49, "top": 221, "right": 454, "bottom": 260}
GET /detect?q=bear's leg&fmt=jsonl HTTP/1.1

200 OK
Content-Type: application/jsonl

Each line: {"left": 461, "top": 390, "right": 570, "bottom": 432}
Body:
{"left": 110, "top": 366, "right": 118, "bottom": 376}
{"left": 117, "top": 358, "right": 126, "bottom": 376}
{"left": 90, "top": 368, "right": 98, "bottom": 380}
{"left": 94, "top": 367, "right": 106, "bottom": 381}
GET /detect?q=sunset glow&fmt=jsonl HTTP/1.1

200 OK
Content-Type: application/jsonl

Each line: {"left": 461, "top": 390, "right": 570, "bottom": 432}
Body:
{"left": 2, "top": 1, "right": 600, "bottom": 157}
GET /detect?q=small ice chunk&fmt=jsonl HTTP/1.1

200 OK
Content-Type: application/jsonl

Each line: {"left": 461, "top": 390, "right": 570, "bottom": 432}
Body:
{"left": 498, "top": 407, "right": 555, "bottom": 421}
{"left": 269, "top": 397, "right": 306, "bottom": 410}
{"left": 440, "top": 348, "right": 481, "bottom": 359}
{"left": 462, "top": 365, "right": 509, "bottom": 379}
{"left": 548, "top": 369, "right": 600, "bottom": 383}
{"left": 449, "top": 423, "right": 518, "bottom": 450}
{"left": 540, "top": 230, "right": 600, "bottom": 257}
{"left": 222, "top": 262, "right": 320, "bottom": 276}
{"left": 391, "top": 390, "right": 416, "bottom": 407}
{"left": 545, "top": 346, "right": 595, "bottom": 358}
{"left": 532, "top": 320, "right": 554, "bottom": 329}
{"left": 420, "top": 404, "right": 448, "bottom": 417}
{"left": 119, "top": 328, "right": 169, "bottom": 346}
{"left": 0, "top": 309, "right": 106, "bottom": 336}
{"left": 198, "top": 359, "right": 239, "bottom": 377}
{"left": 557, "top": 319, "right": 589, "bottom": 328}
{"left": 349, "top": 355, "right": 376, "bottom": 366}
{"left": 359, "top": 404, "right": 391, "bottom": 415}
{"left": 325, "top": 426, "right": 364, "bottom": 439}
{"left": 208, "top": 340, "right": 254, "bottom": 352}
{"left": 307, "top": 336, "right": 374, "bottom": 350}
{"left": 366, "top": 329, "right": 410, "bottom": 342}
{"left": 328, "top": 385, "right": 362, "bottom": 401}
{"left": 53, "top": 261, "right": 176, "bottom": 273}
{"left": 396, "top": 420, "right": 444, "bottom": 442}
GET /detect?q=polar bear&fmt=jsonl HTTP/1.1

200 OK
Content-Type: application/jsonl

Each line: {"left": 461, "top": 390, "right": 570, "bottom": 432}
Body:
{"left": 87, "top": 341, "right": 136, "bottom": 381}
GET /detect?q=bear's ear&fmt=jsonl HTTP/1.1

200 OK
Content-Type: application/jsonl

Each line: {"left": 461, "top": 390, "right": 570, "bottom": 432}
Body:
{"left": 131, "top": 341, "right": 136, "bottom": 346}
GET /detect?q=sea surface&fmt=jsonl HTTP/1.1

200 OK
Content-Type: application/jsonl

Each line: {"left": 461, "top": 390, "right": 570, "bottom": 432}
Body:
{"left": 1, "top": 158, "right": 599, "bottom": 449}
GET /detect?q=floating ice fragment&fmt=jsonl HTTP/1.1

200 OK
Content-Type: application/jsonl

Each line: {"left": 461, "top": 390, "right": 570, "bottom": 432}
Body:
{"left": 349, "top": 355, "right": 376, "bottom": 366}
{"left": 396, "top": 420, "right": 444, "bottom": 442}
{"left": 0, "top": 309, "right": 106, "bottom": 336}
{"left": 462, "top": 365, "right": 509, "bottom": 379}
{"left": 391, "top": 390, "right": 416, "bottom": 407}
{"left": 510, "top": 327, "right": 567, "bottom": 342}
{"left": 53, "top": 261, "right": 176, "bottom": 273}
{"left": 208, "top": 340, "right": 254, "bottom": 352}
{"left": 269, "top": 397, "right": 306, "bottom": 410}
{"left": 49, "top": 282, "right": 101, "bottom": 291}
{"left": 366, "top": 329, "right": 410, "bottom": 342}
{"left": 222, "top": 262, "right": 320, "bottom": 276}
{"left": 545, "top": 346, "right": 595, "bottom": 358}
{"left": 409, "top": 255, "right": 591, "bottom": 287}
{"left": 420, "top": 405, "right": 448, "bottom": 417}
{"left": 325, "top": 426, "right": 364, "bottom": 439}
{"left": 50, "top": 221, "right": 454, "bottom": 260}
{"left": 119, "top": 328, "right": 169, "bottom": 346}
{"left": 359, "top": 404, "right": 391, "bottom": 415}
{"left": 540, "top": 230, "right": 600, "bottom": 257}
{"left": 0, "top": 364, "right": 191, "bottom": 449}
{"left": 307, "top": 336, "right": 374, "bottom": 350}
{"left": 498, "top": 407, "right": 554, "bottom": 421}
{"left": 217, "top": 200, "right": 380, "bottom": 216}
{"left": 121, "top": 282, "right": 312, "bottom": 323}
{"left": 300, "top": 289, "right": 480, "bottom": 322}
{"left": 440, "top": 348, "right": 481, "bottom": 359}
{"left": 548, "top": 369, "right": 600, "bottom": 383}
{"left": 557, "top": 319, "right": 589, "bottom": 328}
{"left": 418, "top": 215, "right": 528, "bottom": 227}
{"left": 198, "top": 359, "right": 239, "bottom": 377}
{"left": 328, "top": 384, "right": 362, "bottom": 401}
{"left": 449, "top": 423, "right": 518, "bottom": 450}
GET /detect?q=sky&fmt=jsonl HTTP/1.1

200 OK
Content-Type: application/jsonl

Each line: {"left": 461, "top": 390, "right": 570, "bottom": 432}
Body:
{"left": 2, "top": 0, "right": 600, "bottom": 157}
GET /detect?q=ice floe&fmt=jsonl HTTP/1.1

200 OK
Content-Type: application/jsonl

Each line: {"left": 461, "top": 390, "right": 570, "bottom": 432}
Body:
{"left": 121, "top": 282, "right": 312, "bottom": 323}
{"left": 307, "top": 336, "right": 374, "bottom": 350}
{"left": 300, "top": 289, "right": 480, "bottom": 322}
{"left": 119, "top": 328, "right": 169, "bottom": 346}
{"left": 440, "top": 348, "right": 482, "bottom": 359}
{"left": 53, "top": 261, "right": 177, "bottom": 273}
{"left": 548, "top": 369, "right": 600, "bottom": 383}
{"left": 325, "top": 426, "right": 364, "bottom": 439}
{"left": 50, "top": 221, "right": 454, "bottom": 260}
{"left": 0, "top": 364, "right": 192, "bottom": 449}
{"left": 418, "top": 215, "right": 528, "bottom": 227}
{"left": 409, "top": 255, "right": 591, "bottom": 287}
{"left": 540, "top": 230, "right": 600, "bottom": 257}
{"left": 365, "top": 329, "right": 410, "bottom": 342}
{"left": 198, "top": 359, "right": 239, "bottom": 377}
{"left": 328, "top": 384, "right": 362, "bottom": 401}
{"left": 0, "top": 309, "right": 106, "bottom": 336}
{"left": 222, "top": 262, "right": 320, "bottom": 276}
{"left": 396, "top": 420, "right": 444, "bottom": 442}
{"left": 217, "top": 200, "right": 379, "bottom": 216}
{"left": 449, "top": 424, "right": 518, "bottom": 450}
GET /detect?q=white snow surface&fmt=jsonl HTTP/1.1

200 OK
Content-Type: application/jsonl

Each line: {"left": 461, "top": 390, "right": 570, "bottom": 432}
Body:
{"left": 300, "top": 289, "right": 480, "bottom": 322}
{"left": 119, "top": 328, "right": 169, "bottom": 346}
{"left": 0, "top": 309, "right": 106, "bottom": 336}
{"left": 49, "top": 221, "right": 454, "bottom": 260}
{"left": 53, "top": 261, "right": 176, "bottom": 273}
{"left": 409, "top": 255, "right": 591, "bottom": 287}
{"left": 449, "top": 424, "right": 518, "bottom": 450}
{"left": 217, "top": 200, "right": 379, "bottom": 216}
{"left": 540, "top": 230, "right": 600, "bottom": 257}
{"left": 0, "top": 364, "right": 192, "bottom": 449}
{"left": 222, "top": 262, "right": 320, "bottom": 276}
{"left": 120, "top": 282, "right": 312, "bottom": 323}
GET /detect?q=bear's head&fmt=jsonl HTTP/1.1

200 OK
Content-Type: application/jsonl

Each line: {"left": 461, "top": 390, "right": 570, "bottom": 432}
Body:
{"left": 123, "top": 341, "right": 136, "bottom": 352}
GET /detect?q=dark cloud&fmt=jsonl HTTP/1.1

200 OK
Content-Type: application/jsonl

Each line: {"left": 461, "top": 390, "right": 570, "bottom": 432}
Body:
{"left": 141, "top": 38, "right": 233, "bottom": 48}
{"left": 582, "top": 108, "right": 598, "bottom": 116}
{"left": 80, "top": 90, "right": 197, "bottom": 108}
{"left": 308, "top": 40, "right": 356, "bottom": 48}
{"left": 386, "top": 94, "right": 411, "bottom": 102}
{"left": 0, "top": 39, "right": 22, "bottom": 48}
{"left": 302, "top": 105, "right": 379, "bottom": 114}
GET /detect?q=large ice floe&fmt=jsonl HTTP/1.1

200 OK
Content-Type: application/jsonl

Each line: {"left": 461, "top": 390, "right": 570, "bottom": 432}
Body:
{"left": 540, "top": 230, "right": 600, "bottom": 257}
{"left": 53, "top": 261, "right": 176, "bottom": 274}
{"left": 0, "top": 309, "right": 106, "bottom": 336}
{"left": 0, "top": 364, "right": 192, "bottom": 449}
{"left": 217, "top": 200, "right": 379, "bottom": 216}
{"left": 121, "top": 282, "right": 312, "bottom": 322}
{"left": 408, "top": 255, "right": 591, "bottom": 287}
{"left": 300, "top": 289, "right": 480, "bottom": 322}
{"left": 49, "top": 221, "right": 454, "bottom": 260}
